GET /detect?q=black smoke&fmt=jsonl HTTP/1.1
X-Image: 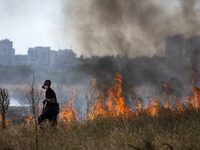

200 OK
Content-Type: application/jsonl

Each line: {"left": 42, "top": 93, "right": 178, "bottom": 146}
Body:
{"left": 60, "top": 0, "right": 200, "bottom": 57}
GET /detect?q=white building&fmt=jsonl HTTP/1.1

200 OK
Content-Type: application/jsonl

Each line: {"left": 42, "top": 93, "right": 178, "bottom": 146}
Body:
{"left": 27, "top": 46, "right": 50, "bottom": 67}
{"left": 0, "top": 39, "right": 15, "bottom": 65}
{"left": 50, "top": 49, "right": 77, "bottom": 70}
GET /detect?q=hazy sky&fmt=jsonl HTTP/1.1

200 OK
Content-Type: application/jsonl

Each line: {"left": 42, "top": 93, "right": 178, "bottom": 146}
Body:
{"left": 0, "top": 0, "right": 200, "bottom": 57}
{"left": 0, "top": 0, "right": 72, "bottom": 55}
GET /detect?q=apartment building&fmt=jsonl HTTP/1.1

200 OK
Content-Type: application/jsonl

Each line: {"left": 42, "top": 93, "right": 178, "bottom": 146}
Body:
{"left": 0, "top": 39, "right": 78, "bottom": 69}
{"left": 27, "top": 46, "right": 50, "bottom": 67}
{"left": 0, "top": 39, "right": 15, "bottom": 65}
{"left": 50, "top": 49, "right": 77, "bottom": 70}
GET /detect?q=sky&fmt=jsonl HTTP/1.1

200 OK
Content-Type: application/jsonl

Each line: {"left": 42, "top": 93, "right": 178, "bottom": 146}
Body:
{"left": 0, "top": 0, "right": 72, "bottom": 55}
{"left": 0, "top": 0, "right": 200, "bottom": 57}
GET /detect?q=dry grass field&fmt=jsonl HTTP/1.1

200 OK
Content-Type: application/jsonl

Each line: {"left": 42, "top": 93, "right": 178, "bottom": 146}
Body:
{"left": 1, "top": 72, "right": 200, "bottom": 150}
{"left": 1, "top": 107, "right": 200, "bottom": 150}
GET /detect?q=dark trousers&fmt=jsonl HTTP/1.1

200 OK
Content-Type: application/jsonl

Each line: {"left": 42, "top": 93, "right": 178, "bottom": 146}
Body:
{"left": 38, "top": 108, "right": 58, "bottom": 126}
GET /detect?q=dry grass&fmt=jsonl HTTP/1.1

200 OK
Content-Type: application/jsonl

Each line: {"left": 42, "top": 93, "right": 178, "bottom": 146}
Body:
{"left": 0, "top": 107, "right": 200, "bottom": 150}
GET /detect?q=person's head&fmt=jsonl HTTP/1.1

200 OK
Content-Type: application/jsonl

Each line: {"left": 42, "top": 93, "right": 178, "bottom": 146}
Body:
{"left": 42, "top": 79, "right": 51, "bottom": 89}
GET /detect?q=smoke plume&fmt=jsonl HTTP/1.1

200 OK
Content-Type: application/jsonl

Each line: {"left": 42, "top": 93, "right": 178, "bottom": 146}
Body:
{"left": 60, "top": 0, "right": 200, "bottom": 57}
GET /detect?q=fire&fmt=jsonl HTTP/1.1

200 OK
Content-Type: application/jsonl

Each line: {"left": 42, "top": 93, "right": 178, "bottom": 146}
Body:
{"left": 112, "top": 73, "right": 130, "bottom": 117}
{"left": 59, "top": 90, "right": 79, "bottom": 128}
{"left": 88, "top": 72, "right": 131, "bottom": 119}
{"left": 183, "top": 86, "right": 200, "bottom": 111}
{"left": 189, "top": 63, "right": 196, "bottom": 85}
{"left": 89, "top": 96, "right": 107, "bottom": 119}
{"left": 55, "top": 68, "right": 200, "bottom": 128}
{"left": 106, "top": 89, "right": 115, "bottom": 116}
{"left": 91, "top": 79, "right": 96, "bottom": 87}
{"left": 85, "top": 71, "right": 200, "bottom": 119}
{"left": 22, "top": 113, "right": 32, "bottom": 128}
{"left": 0, "top": 115, "right": 9, "bottom": 127}
{"left": 190, "top": 86, "right": 200, "bottom": 111}
{"left": 176, "top": 97, "right": 184, "bottom": 113}
{"left": 183, "top": 64, "right": 200, "bottom": 111}
{"left": 59, "top": 71, "right": 200, "bottom": 125}
{"left": 165, "top": 99, "right": 172, "bottom": 110}
{"left": 145, "top": 98, "right": 159, "bottom": 116}
{"left": 163, "top": 83, "right": 173, "bottom": 110}
{"left": 137, "top": 99, "right": 142, "bottom": 112}
{"left": 21, "top": 104, "right": 43, "bottom": 129}
{"left": 88, "top": 83, "right": 107, "bottom": 119}
{"left": 163, "top": 83, "right": 171, "bottom": 88}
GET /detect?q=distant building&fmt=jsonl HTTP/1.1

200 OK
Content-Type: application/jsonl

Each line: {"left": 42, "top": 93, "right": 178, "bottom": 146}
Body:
{"left": 0, "top": 39, "right": 15, "bottom": 65}
{"left": 185, "top": 36, "right": 200, "bottom": 65}
{"left": 0, "top": 39, "right": 79, "bottom": 69}
{"left": 15, "top": 55, "right": 27, "bottom": 65}
{"left": 50, "top": 50, "right": 57, "bottom": 69}
{"left": 27, "top": 46, "right": 50, "bottom": 68}
{"left": 50, "top": 49, "right": 77, "bottom": 70}
{"left": 165, "top": 34, "right": 184, "bottom": 65}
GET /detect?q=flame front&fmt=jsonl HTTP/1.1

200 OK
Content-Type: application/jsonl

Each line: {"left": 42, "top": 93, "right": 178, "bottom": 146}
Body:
{"left": 59, "top": 90, "right": 79, "bottom": 128}
{"left": 29, "top": 69, "right": 200, "bottom": 129}
{"left": 88, "top": 72, "right": 130, "bottom": 119}
{"left": 145, "top": 98, "right": 159, "bottom": 116}
{"left": 163, "top": 83, "right": 173, "bottom": 110}
{"left": 137, "top": 99, "right": 142, "bottom": 112}
{"left": 58, "top": 72, "right": 200, "bottom": 125}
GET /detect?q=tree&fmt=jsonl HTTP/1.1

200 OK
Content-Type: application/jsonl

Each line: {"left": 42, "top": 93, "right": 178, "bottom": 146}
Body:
{"left": 0, "top": 88, "right": 10, "bottom": 129}
{"left": 26, "top": 72, "right": 42, "bottom": 150}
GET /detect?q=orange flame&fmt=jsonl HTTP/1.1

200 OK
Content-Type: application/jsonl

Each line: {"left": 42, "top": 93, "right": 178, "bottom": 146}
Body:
{"left": 59, "top": 90, "right": 79, "bottom": 128}
{"left": 0, "top": 115, "right": 9, "bottom": 127}
{"left": 176, "top": 97, "right": 184, "bottom": 113}
{"left": 190, "top": 86, "right": 200, "bottom": 111}
{"left": 165, "top": 99, "right": 172, "bottom": 110}
{"left": 163, "top": 83, "right": 171, "bottom": 88}
{"left": 88, "top": 72, "right": 130, "bottom": 119}
{"left": 56, "top": 67, "right": 200, "bottom": 128}
{"left": 106, "top": 89, "right": 115, "bottom": 117}
{"left": 163, "top": 83, "right": 173, "bottom": 110}
{"left": 137, "top": 99, "right": 142, "bottom": 112}
{"left": 145, "top": 98, "right": 159, "bottom": 116}
{"left": 113, "top": 73, "right": 130, "bottom": 117}
{"left": 189, "top": 63, "right": 196, "bottom": 85}
{"left": 22, "top": 113, "right": 32, "bottom": 128}
{"left": 88, "top": 83, "right": 107, "bottom": 118}
{"left": 91, "top": 79, "right": 96, "bottom": 87}
{"left": 38, "top": 104, "right": 43, "bottom": 115}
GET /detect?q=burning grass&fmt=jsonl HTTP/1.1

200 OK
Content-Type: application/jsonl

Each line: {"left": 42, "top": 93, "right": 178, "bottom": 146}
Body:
{"left": 1, "top": 72, "right": 200, "bottom": 149}
{"left": 1, "top": 107, "right": 200, "bottom": 149}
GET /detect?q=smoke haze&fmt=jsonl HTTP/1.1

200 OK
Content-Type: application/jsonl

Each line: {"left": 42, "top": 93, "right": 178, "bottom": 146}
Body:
{"left": 1, "top": 0, "right": 200, "bottom": 114}
{"left": 60, "top": 0, "right": 200, "bottom": 57}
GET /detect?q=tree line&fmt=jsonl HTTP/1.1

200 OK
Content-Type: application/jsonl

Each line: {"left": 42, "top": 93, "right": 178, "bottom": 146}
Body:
{"left": 0, "top": 54, "right": 193, "bottom": 98}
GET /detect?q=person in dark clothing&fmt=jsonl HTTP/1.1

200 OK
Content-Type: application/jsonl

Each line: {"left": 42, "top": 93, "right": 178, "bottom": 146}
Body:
{"left": 38, "top": 80, "right": 59, "bottom": 126}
